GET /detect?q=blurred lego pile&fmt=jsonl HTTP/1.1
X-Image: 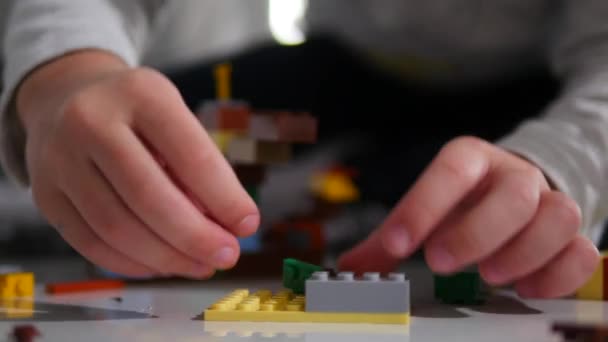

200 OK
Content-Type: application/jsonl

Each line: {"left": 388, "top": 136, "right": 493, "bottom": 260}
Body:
{"left": 192, "top": 63, "right": 387, "bottom": 276}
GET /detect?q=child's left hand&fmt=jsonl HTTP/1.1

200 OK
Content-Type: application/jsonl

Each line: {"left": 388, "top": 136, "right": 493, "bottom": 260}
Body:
{"left": 338, "top": 136, "right": 600, "bottom": 298}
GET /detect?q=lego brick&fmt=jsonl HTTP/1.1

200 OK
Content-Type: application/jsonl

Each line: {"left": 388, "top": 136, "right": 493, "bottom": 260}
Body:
{"left": 310, "top": 171, "right": 360, "bottom": 203}
{"left": 198, "top": 100, "right": 251, "bottom": 132}
{"left": 209, "top": 131, "right": 236, "bottom": 153}
{"left": 1, "top": 298, "right": 34, "bottom": 319}
{"left": 0, "top": 273, "right": 34, "bottom": 298}
{"left": 305, "top": 272, "right": 409, "bottom": 313}
{"left": 45, "top": 279, "right": 124, "bottom": 295}
{"left": 249, "top": 111, "right": 317, "bottom": 143}
{"left": 282, "top": 259, "right": 323, "bottom": 295}
{"left": 551, "top": 321, "right": 608, "bottom": 341}
{"left": 270, "top": 220, "right": 325, "bottom": 251}
{"left": 244, "top": 184, "right": 259, "bottom": 203}
{"left": 434, "top": 271, "right": 485, "bottom": 305}
{"left": 227, "top": 137, "right": 291, "bottom": 164}
{"left": 203, "top": 289, "right": 409, "bottom": 325}
{"left": 214, "top": 63, "right": 232, "bottom": 100}
{"left": 10, "top": 324, "right": 40, "bottom": 342}
{"left": 576, "top": 251, "right": 606, "bottom": 300}
{"left": 234, "top": 164, "right": 266, "bottom": 185}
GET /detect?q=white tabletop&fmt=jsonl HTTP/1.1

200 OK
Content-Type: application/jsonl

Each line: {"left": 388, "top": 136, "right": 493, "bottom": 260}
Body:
{"left": 0, "top": 257, "right": 606, "bottom": 342}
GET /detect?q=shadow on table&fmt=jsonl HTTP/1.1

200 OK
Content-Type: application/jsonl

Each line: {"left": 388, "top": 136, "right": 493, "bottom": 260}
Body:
{"left": 0, "top": 299, "right": 156, "bottom": 322}
{"left": 412, "top": 293, "right": 543, "bottom": 318}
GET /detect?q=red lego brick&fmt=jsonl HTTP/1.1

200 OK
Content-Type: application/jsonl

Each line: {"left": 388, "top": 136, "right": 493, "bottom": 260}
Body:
{"left": 250, "top": 111, "right": 317, "bottom": 143}
{"left": 11, "top": 324, "right": 40, "bottom": 342}
{"left": 45, "top": 279, "right": 125, "bottom": 295}
{"left": 199, "top": 100, "right": 251, "bottom": 132}
{"left": 234, "top": 164, "right": 267, "bottom": 185}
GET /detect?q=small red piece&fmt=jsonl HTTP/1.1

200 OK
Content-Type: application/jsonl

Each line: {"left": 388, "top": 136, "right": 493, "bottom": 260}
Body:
{"left": 45, "top": 279, "right": 125, "bottom": 294}
{"left": 12, "top": 324, "right": 40, "bottom": 342}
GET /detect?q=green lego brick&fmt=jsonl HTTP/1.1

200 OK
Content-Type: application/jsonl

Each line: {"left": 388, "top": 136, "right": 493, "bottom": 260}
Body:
{"left": 282, "top": 258, "right": 323, "bottom": 295}
{"left": 434, "top": 271, "right": 486, "bottom": 305}
{"left": 245, "top": 184, "right": 259, "bottom": 203}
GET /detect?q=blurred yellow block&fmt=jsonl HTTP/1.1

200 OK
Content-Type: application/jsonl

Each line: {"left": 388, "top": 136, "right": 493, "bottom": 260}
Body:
{"left": 310, "top": 173, "right": 359, "bottom": 203}
{"left": 0, "top": 272, "right": 34, "bottom": 298}
{"left": 209, "top": 131, "right": 236, "bottom": 153}
{"left": 576, "top": 251, "right": 607, "bottom": 300}
{"left": 204, "top": 289, "right": 409, "bottom": 325}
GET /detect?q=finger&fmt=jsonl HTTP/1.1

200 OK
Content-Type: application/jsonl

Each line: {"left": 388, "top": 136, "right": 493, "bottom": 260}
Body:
{"left": 378, "top": 137, "right": 491, "bottom": 259}
{"left": 478, "top": 191, "right": 581, "bottom": 285}
{"left": 424, "top": 167, "right": 543, "bottom": 273}
{"left": 337, "top": 229, "right": 402, "bottom": 274}
{"left": 133, "top": 76, "right": 259, "bottom": 236}
{"left": 42, "top": 189, "right": 156, "bottom": 278}
{"left": 89, "top": 123, "right": 240, "bottom": 269}
{"left": 60, "top": 157, "right": 215, "bottom": 279}
{"left": 515, "top": 235, "right": 600, "bottom": 299}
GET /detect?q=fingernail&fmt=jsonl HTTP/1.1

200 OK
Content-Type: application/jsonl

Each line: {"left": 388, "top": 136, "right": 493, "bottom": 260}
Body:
{"left": 212, "top": 247, "right": 236, "bottom": 269}
{"left": 429, "top": 243, "right": 456, "bottom": 272}
{"left": 383, "top": 225, "right": 410, "bottom": 257}
{"left": 238, "top": 215, "right": 259, "bottom": 235}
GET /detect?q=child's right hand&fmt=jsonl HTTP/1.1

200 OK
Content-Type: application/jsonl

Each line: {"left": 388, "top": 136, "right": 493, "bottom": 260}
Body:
{"left": 15, "top": 51, "right": 259, "bottom": 279}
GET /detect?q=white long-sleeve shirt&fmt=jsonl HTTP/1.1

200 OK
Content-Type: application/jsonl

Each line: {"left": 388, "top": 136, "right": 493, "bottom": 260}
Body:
{"left": 2, "top": 0, "right": 608, "bottom": 243}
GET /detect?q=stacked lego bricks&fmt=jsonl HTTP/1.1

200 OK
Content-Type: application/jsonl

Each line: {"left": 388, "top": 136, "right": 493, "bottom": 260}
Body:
{"left": 196, "top": 98, "right": 317, "bottom": 252}
{"left": 204, "top": 271, "right": 410, "bottom": 325}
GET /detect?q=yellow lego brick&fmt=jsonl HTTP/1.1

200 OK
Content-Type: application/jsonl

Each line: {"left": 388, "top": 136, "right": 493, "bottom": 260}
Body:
{"left": 0, "top": 298, "right": 34, "bottom": 319}
{"left": 310, "top": 173, "right": 360, "bottom": 203}
{"left": 203, "top": 289, "right": 409, "bottom": 325}
{"left": 0, "top": 272, "right": 34, "bottom": 298}
{"left": 576, "top": 252, "right": 607, "bottom": 300}
{"left": 209, "top": 131, "right": 236, "bottom": 153}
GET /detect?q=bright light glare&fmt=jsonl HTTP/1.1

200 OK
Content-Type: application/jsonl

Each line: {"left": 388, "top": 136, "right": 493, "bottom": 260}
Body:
{"left": 268, "top": 0, "right": 307, "bottom": 45}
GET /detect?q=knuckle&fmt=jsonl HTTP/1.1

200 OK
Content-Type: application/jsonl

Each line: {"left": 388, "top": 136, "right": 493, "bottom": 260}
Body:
{"left": 62, "top": 94, "right": 98, "bottom": 130}
{"left": 119, "top": 67, "right": 175, "bottom": 101}
{"left": 507, "top": 174, "right": 540, "bottom": 211}
{"left": 550, "top": 193, "right": 582, "bottom": 233}
{"left": 446, "top": 136, "right": 490, "bottom": 154}
{"left": 437, "top": 137, "right": 488, "bottom": 184}
{"left": 396, "top": 201, "right": 436, "bottom": 241}
{"left": 454, "top": 229, "right": 485, "bottom": 261}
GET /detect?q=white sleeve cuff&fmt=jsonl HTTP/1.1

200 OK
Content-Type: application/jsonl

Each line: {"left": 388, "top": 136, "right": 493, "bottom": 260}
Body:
{"left": 0, "top": 0, "right": 142, "bottom": 186}
{"left": 497, "top": 120, "right": 606, "bottom": 244}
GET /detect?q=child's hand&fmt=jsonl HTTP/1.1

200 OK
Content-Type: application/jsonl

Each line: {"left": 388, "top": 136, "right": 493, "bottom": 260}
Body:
{"left": 16, "top": 51, "right": 259, "bottom": 279}
{"left": 338, "top": 136, "right": 600, "bottom": 298}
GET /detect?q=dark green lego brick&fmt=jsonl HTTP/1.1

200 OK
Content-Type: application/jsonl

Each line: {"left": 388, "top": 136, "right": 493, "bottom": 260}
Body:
{"left": 434, "top": 271, "right": 486, "bottom": 305}
{"left": 282, "top": 258, "right": 323, "bottom": 294}
{"left": 245, "top": 184, "right": 259, "bottom": 203}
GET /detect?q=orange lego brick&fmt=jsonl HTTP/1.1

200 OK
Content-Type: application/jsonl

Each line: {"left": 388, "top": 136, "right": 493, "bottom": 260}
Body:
{"left": 45, "top": 279, "right": 125, "bottom": 295}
